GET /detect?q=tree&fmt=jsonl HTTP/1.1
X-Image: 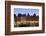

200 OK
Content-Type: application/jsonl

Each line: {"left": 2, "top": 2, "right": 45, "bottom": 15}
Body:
{"left": 22, "top": 14, "right": 26, "bottom": 17}
{"left": 33, "top": 13, "right": 36, "bottom": 17}
{"left": 18, "top": 13, "right": 22, "bottom": 17}
{"left": 14, "top": 14, "right": 16, "bottom": 17}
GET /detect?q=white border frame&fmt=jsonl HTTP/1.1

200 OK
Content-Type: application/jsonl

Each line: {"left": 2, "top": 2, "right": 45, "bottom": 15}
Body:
{"left": 11, "top": 5, "right": 42, "bottom": 32}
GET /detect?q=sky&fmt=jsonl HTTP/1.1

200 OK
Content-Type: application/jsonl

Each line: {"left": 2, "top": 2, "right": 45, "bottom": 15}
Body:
{"left": 14, "top": 8, "right": 39, "bottom": 16}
